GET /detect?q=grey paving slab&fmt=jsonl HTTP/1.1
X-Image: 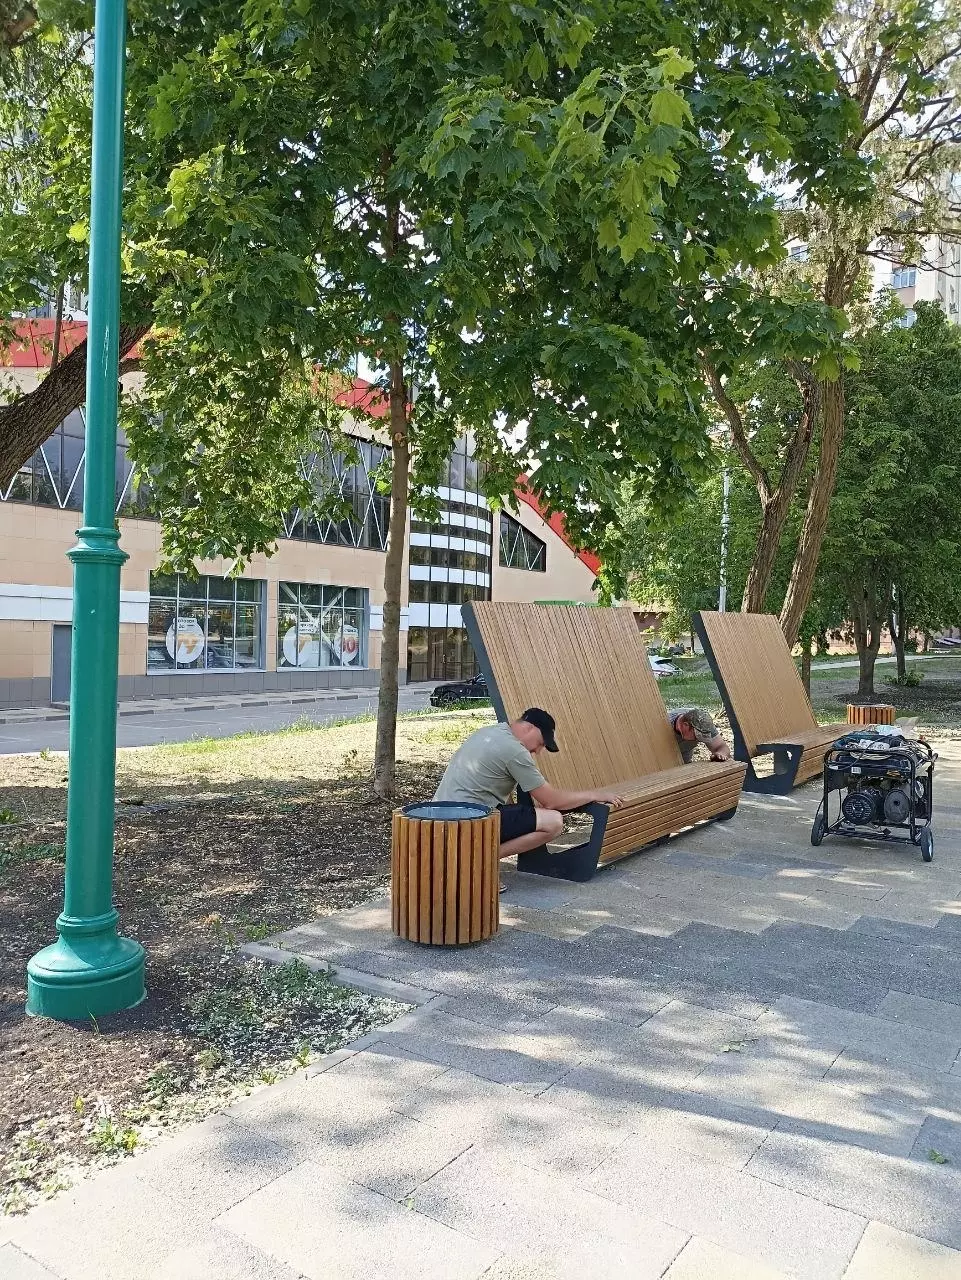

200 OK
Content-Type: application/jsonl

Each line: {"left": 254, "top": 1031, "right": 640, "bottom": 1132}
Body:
{"left": 661, "top": 851, "right": 775, "bottom": 879}
{"left": 746, "top": 1128, "right": 961, "bottom": 1252}
{"left": 499, "top": 869, "right": 580, "bottom": 910}
{"left": 226, "top": 1056, "right": 469, "bottom": 1200}
{"left": 632, "top": 1091, "right": 774, "bottom": 1170}
{"left": 390, "top": 1066, "right": 629, "bottom": 1179}
{"left": 663, "top": 1236, "right": 792, "bottom": 1279}
{"left": 0, "top": 1244, "right": 61, "bottom": 1280}
{"left": 152, "top": 1234, "right": 304, "bottom": 1280}
{"left": 757, "top": 995, "right": 961, "bottom": 1072}
{"left": 586, "top": 1133, "right": 865, "bottom": 1278}
{"left": 877, "top": 965, "right": 961, "bottom": 1013}
{"left": 842, "top": 1220, "right": 961, "bottom": 1279}
{"left": 772, "top": 1081, "right": 926, "bottom": 1159}
{"left": 6, "top": 1166, "right": 231, "bottom": 1280}
{"left": 361, "top": 1007, "right": 579, "bottom": 1094}
{"left": 132, "top": 1113, "right": 297, "bottom": 1217}
{"left": 910, "top": 1114, "right": 961, "bottom": 1166}
{"left": 437, "top": 989, "right": 559, "bottom": 1032}
{"left": 412, "top": 1146, "right": 688, "bottom": 1279}
{"left": 216, "top": 1160, "right": 498, "bottom": 1280}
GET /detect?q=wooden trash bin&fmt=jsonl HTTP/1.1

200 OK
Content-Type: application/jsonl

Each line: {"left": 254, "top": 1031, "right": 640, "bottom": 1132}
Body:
{"left": 847, "top": 703, "right": 896, "bottom": 726}
{"left": 391, "top": 802, "right": 500, "bottom": 945}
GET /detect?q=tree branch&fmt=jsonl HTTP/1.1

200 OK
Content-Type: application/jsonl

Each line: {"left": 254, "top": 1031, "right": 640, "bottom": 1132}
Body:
{"left": 700, "top": 355, "right": 771, "bottom": 502}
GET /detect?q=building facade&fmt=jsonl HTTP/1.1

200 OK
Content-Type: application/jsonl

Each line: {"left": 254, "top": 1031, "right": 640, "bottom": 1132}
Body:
{"left": 0, "top": 326, "right": 599, "bottom": 708}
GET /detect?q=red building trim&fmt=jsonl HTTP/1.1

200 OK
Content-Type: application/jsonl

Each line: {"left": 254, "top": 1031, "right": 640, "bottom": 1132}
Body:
{"left": 3, "top": 319, "right": 88, "bottom": 367}
{"left": 514, "top": 476, "right": 602, "bottom": 577}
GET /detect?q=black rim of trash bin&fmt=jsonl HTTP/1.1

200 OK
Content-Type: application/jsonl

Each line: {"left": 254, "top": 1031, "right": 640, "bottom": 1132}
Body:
{"left": 402, "top": 802, "right": 492, "bottom": 821}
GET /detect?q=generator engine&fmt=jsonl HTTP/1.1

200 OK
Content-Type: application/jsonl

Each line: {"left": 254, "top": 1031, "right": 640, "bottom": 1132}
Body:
{"left": 832, "top": 732, "right": 930, "bottom": 829}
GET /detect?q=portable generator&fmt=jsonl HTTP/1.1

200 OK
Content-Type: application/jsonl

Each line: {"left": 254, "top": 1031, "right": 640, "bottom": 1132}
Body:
{"left": 811, "top": 728, "right": 936, "bottom": 861}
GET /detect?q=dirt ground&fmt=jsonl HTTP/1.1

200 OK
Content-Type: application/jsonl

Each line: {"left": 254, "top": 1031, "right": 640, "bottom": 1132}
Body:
{"left": 0, "top": 710, "right": 488, "bottom": 1215}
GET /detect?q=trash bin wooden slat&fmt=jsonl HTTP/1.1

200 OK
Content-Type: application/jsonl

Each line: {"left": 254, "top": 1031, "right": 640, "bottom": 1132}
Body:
{"left": 847, "top": 703, "right": 896, "bottom": 726}
{"left": 391, "top": 803, "right": 500, "bottom": 945}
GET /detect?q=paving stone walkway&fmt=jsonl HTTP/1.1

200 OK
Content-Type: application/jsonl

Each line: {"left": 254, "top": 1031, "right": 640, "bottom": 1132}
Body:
{"left": 5, "top": 744, "right": 961, "bottom": 1278}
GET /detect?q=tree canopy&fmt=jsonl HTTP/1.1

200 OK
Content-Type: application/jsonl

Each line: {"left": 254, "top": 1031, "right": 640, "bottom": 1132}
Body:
{"left": 0, "top": 0, "right": 894, "bottom": 789}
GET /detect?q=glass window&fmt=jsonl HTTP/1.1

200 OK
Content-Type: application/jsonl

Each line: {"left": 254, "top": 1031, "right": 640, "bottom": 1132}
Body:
{"left": 147, "top": 573, "right": 265, "bottom": 671}
{"left": 499, "top": 512, "right": 547, "bottom": 571}
{"left": 406, "top": 626, "right": 479, "bottom": 681}
{"left": 277, "top": 582, "right": 368, "bottom": 669}
{"left": 891, "top": 266, "right": 917, "bottom": 289}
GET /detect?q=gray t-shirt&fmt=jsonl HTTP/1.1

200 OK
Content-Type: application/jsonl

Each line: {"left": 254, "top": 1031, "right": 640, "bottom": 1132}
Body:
{"left": 433, "top": 722, "right": 547, "bottom": 809}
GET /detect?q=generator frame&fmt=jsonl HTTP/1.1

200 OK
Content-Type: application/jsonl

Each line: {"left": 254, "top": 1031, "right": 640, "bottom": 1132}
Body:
{"left": 811, "top": 741, "right": 936, "bottom": 861}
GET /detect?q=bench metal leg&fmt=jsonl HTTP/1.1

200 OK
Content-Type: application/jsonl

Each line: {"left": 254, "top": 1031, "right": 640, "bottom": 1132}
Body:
{"left": 740, "top": 749, "right": 801, "bottom": 795}
{"left": 517, "top": 802, "right": 608, "bottom": 881}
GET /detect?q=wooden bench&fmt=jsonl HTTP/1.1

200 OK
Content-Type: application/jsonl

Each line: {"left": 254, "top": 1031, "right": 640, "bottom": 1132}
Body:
{"left": 461, "top": 602, "right": 747, "bottom": 881}
{"left": 693, "top": 610, "right": 848, "bottom": 794}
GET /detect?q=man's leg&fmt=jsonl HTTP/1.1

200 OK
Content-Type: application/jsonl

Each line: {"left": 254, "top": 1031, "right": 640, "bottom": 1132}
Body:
{"left": 498, "top": 803, "right": 563, "bottom": 859}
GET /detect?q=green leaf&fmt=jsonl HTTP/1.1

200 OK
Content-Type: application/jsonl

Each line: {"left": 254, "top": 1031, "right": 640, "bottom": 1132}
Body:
{"left": 526, "top": 43, "right": 548, "bottom": 83}
{"left": 597, "top": 216, "right": 620, "bottom": 251}
{"left": 648, "top": 87, "right": 692, "bottom": 130}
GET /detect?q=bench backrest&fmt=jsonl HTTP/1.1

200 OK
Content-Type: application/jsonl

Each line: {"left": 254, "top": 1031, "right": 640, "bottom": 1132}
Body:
{"left": 463, "top": 601, "right": 682, "bottom": 790}
{"left": 695, "top": 610, "right": 816, "bottom": 757}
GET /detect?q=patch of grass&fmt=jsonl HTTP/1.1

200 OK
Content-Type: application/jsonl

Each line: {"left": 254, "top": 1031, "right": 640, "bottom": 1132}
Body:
{"left": 188, "top": 956, "right": 405, "bottom": 1067}
{"left": 886, "top": 667, "right": 924, "bottom": 688}
{"left": 416, "top": 723, "right": 477, "bottom": 745}
{"left": 88, "top": 1117, "right": 139, "bottom": 1155}
{"left": 0, "top": 807, "right": 17, "bottom": 825}
{"left": 658, "top": 672, "right": 723, "bottom": 714}
{"left": 0, "top": 841, "right": 64, "bottom": 872}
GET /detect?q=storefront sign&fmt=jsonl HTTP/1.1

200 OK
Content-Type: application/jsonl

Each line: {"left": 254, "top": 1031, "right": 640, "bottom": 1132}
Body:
{"left": 282, "top": 618, "right": 319, "bottom": 668}
{"left": 336, "top": 622, "right": 360, "bottom": 665}
{"left": 165, "top": 616, "right": 205, "bottom": 665}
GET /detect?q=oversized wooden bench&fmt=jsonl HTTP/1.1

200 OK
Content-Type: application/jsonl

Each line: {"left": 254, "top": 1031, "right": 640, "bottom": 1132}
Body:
{"left": 461, "top": 602, "right": 747, "bottom": 881}
{"left": 693, "top": 610, "right": 848, "bottom": 795}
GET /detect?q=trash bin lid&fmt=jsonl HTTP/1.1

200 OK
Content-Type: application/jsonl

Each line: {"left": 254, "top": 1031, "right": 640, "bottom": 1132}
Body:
{"left": 402, "top": 802, "right": 492, "bottom": 821}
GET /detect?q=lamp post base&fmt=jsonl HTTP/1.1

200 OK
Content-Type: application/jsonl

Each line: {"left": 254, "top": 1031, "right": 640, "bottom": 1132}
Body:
{"left": 27, "top": 913, "right": 145, "bottom": 1020}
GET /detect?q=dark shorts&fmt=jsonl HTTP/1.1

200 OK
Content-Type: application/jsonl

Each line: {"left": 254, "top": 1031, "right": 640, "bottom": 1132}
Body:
{"left": 497, "top": 800, "right": 537, "bottom": 843}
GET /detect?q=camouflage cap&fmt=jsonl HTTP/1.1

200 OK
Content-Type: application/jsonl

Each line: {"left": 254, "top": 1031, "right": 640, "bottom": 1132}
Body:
{"left": 679, "top": 707, "right": 718, "bottom": 742}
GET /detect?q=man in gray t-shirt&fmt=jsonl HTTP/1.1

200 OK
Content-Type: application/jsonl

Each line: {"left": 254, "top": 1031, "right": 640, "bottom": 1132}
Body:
{"left": 434, "top": 707, "right": 624, "bottom": 859}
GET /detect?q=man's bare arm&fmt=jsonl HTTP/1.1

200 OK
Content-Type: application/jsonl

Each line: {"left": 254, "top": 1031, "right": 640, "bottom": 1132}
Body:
{"left": 530, "top": 783, "right": 625, "bottom": 811}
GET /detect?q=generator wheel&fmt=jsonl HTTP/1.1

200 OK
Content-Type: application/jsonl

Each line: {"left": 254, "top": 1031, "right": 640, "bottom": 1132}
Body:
{"left": 920, "top": 827, "right": 934, "bottom": 863}
{"left": 811, "top": 813, "right": 827, "bottom": 847}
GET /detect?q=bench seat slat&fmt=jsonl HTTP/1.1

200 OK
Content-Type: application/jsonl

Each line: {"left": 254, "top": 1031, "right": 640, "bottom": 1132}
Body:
{"left": 757, "top": 723, "right": 849, "bottom": 751}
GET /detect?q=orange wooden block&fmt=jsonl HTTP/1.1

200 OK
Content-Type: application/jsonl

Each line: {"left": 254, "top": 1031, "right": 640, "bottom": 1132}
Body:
{"left": 847, "top": 703, "right": 896, "bottom": 726}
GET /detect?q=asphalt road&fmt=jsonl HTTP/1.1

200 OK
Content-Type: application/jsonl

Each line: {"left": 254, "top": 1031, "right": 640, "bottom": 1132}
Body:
{"left": 0, "top": 685, "right": 439, "bottom": 756}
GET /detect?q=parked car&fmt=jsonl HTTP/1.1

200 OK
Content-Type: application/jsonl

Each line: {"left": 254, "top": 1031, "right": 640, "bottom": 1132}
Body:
{"left": 430, "top": 673, "right": 490, "bottom": 708}
{"left": 649, "top": 655, "right": 678, "bottom": 679}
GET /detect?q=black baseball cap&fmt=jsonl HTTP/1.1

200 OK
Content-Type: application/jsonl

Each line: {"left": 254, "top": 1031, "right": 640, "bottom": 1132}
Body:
{"left": 521, "top": 707, "right": 559, "bottom": 752}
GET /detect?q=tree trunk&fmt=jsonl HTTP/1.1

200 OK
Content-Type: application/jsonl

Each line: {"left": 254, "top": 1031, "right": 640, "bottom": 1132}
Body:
{"left": 779, "top": 375, "right": 845, "bottom": 647}
{"left": 0, "top": 322, "right": 148, "bottom": 489}
{"left": 800, "top": 634, "right": 812, "bottom": 695}
{"left": 888, "top": 588, "right": 907, "bottom": 682}
{"left": 851, "top": 579, "right": 885, "bottom": 698}
{"left": 742, "top": 493, "right": 791, "bottom": 612}
{"left": 50, "top": 283, "right": 65, "bottom": 373}
{"left": 373, "top": 359, "right": 410, "bottom": 800}
{"left": 702, "top": 357, "right": 818, "bottom": 614}
{"left": 922, "top": 631, "right": 931, "bottom": 654}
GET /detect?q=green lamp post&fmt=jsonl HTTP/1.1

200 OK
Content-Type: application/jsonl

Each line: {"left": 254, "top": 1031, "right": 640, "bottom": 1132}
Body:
{"left": 26, "top": 0, "right": 146, "bottom": 1018}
